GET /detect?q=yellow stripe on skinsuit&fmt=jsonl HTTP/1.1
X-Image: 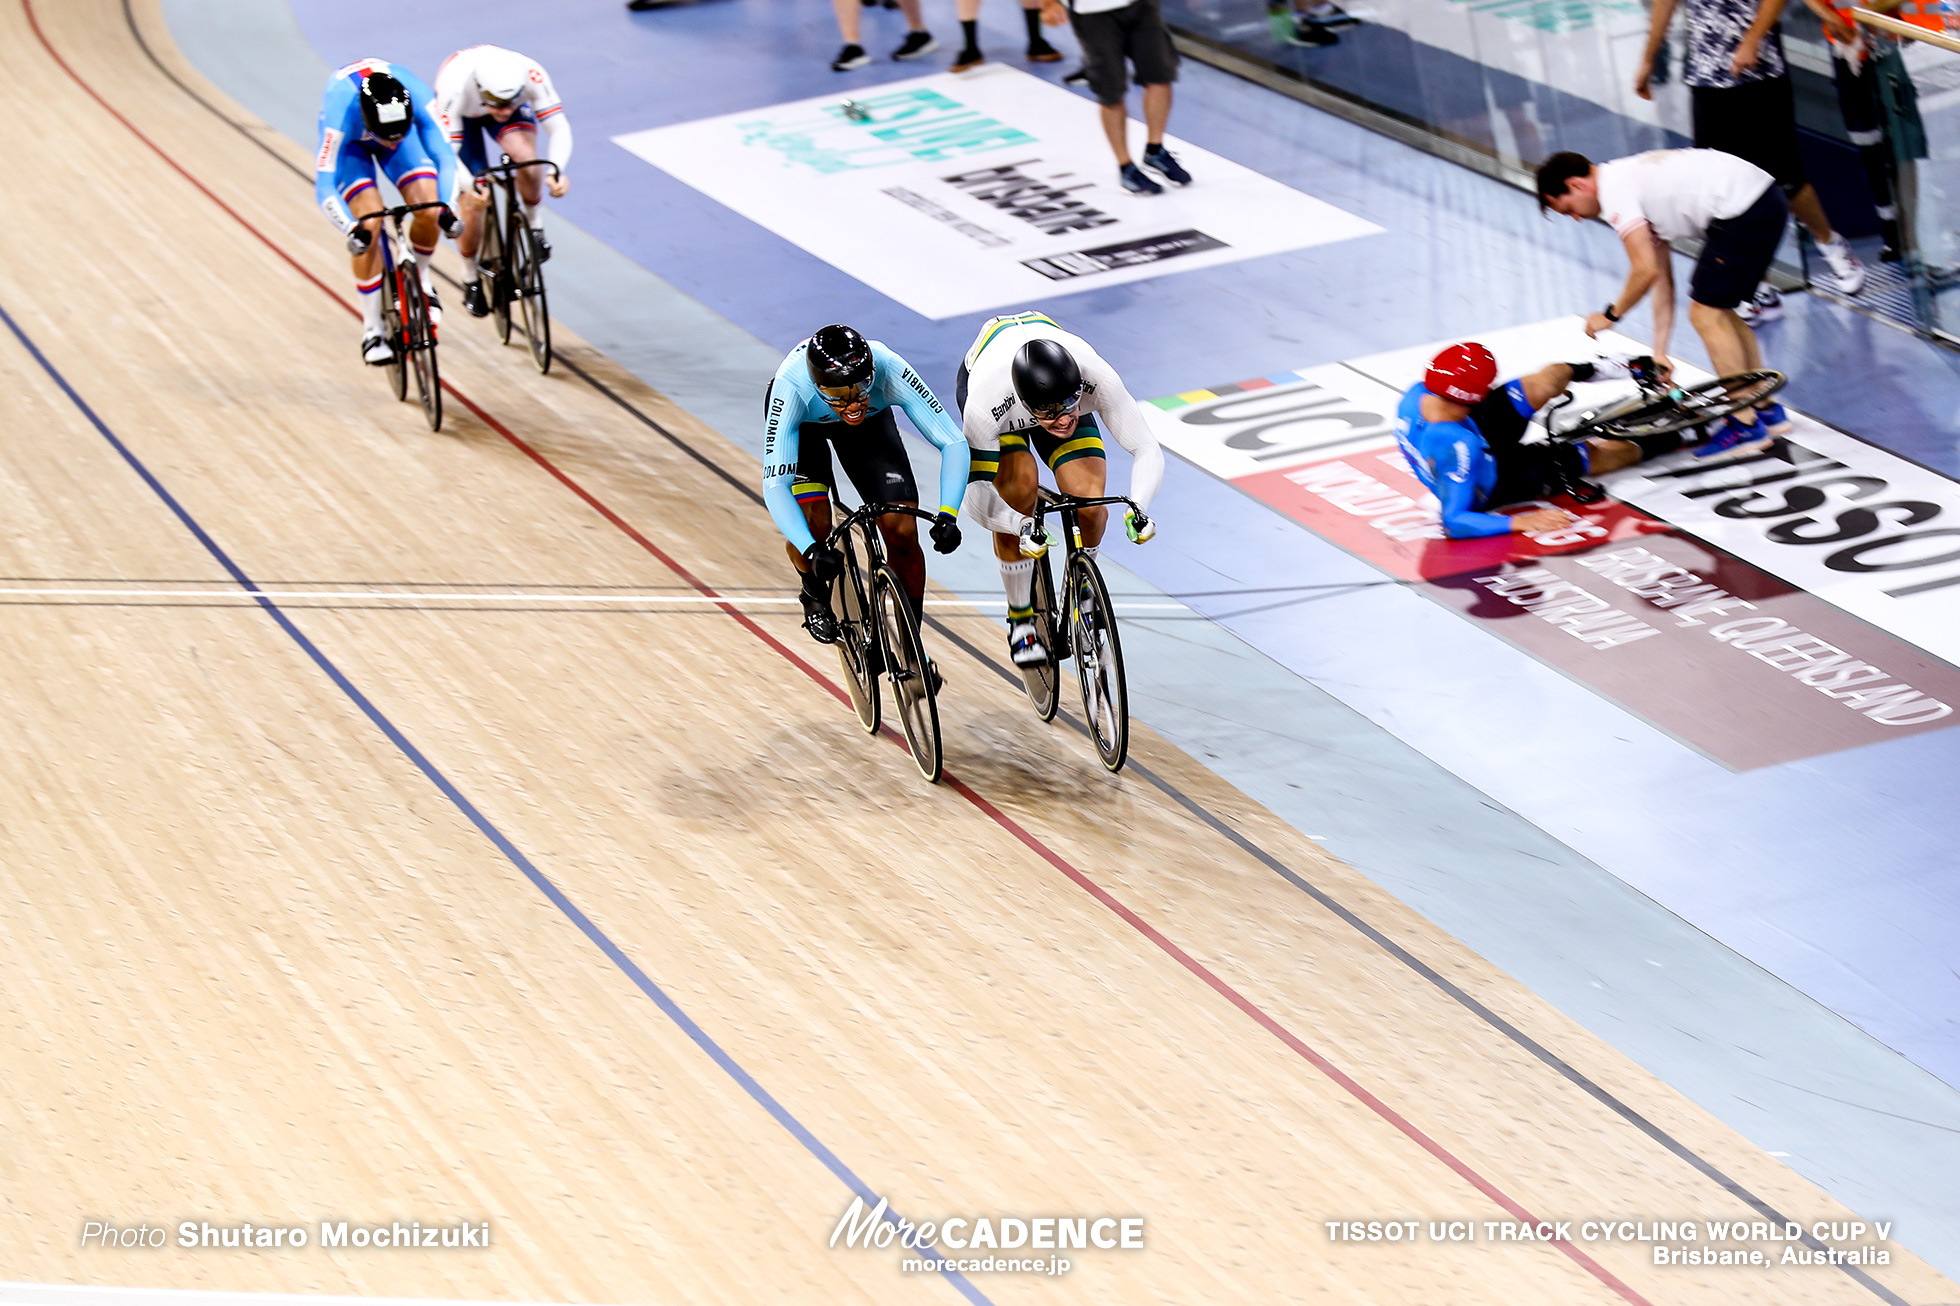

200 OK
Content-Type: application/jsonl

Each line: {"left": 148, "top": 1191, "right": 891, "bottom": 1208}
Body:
{"left": 967, "top": 312, "right": 1061, "bottom": 368}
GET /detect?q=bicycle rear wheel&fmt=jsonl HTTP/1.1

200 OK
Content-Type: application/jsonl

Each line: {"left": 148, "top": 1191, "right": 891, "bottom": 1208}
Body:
{"left": 1022, "top": 551, "right": 1061, "bottom": 722}
{"left": 1567, "top": 371, "right": 1786, "bottom": 442}
{"left": 832, "top": 529, "right": 879, "bottom": 734}
{"left": 1067, "top": 553, "right": 1129, "bottom": 773}
{"left": 381, "top": 268, "right": 406, "bottom": 401}
{"left": 873, "top": 564, "right": 942, "bottom": 783}
{"left": 401, "top": 270, "right": 442, "bottom": 432}
{"left": 514, "top": 221, "right": 552, "bottom": 374}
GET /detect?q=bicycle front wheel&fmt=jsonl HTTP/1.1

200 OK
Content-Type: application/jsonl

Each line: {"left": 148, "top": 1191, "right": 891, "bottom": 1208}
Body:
{"left": 1067, "top": 553, "right": 1129, "bottom": 773}
{"left": 873, "top": 564, "right": 941, "bottom": 783}
{"left": 831, "top": 530, "right": 879, "bottom": 734}
{"left": 401, "top": 270, "right": 442, "bottom": 432}
{"left": 1023, "top": 551, "right": 1061, "bottom": 723}
{"left": 515, "top": 222, "right": 552, "bottom": 374}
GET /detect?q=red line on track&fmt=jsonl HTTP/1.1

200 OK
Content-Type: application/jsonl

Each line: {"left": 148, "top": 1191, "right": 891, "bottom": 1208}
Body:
{"left": 28, "top": 7, "right": 1651, "bottom": 1299}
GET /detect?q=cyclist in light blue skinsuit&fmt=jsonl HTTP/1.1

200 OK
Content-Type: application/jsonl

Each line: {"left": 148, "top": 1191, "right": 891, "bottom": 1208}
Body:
{"left": 315, "top": 59, "right": 460, "bottom": 365}
{"left": 763, "top": 325, "right": 969, "bottom": 647}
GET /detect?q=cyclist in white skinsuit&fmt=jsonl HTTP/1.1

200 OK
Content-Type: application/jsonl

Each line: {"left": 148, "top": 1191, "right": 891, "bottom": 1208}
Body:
{"left": 432, "top": 45, "right": 573, "bottom": 317}
{"left": 956, "top": 311, "right": 1164, "bottom": 667}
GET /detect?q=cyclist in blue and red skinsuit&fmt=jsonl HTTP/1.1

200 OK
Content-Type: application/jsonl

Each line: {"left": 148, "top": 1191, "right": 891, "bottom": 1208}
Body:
{"left": 315, "top": 59, "right": 460, "bottom": 366}
{"left": 1394, "top": 342, "right": 1676, "bottom": 540}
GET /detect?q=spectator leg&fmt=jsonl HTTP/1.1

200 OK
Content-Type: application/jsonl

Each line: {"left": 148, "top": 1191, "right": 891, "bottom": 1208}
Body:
{"left": 831, "top": 0, "right": 861, "bottom": 44}
{"left": 1142, "top": 82, "right": 1172, "bottom": 147}
{"left": 1100, "top": 100, "right": 1133, "bottom": 166}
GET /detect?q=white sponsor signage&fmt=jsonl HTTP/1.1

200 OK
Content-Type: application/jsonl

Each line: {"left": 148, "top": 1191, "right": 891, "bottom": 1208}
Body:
{"left": 1143, "top": 363, "right": 1406, "bottom": 477}
{"left": 612, "top": 65, "right": 1381, "bottom": 318}
{"left": 1323, "top": 318, "right": 1960, "bottom": 668}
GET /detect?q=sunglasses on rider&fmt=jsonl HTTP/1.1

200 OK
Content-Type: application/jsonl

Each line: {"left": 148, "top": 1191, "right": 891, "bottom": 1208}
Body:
{"left": 819, "top": 381, "right": 871, "bottom": 410}
{"left": 1028, "top": 390, "right": 1082, "bottom": 422}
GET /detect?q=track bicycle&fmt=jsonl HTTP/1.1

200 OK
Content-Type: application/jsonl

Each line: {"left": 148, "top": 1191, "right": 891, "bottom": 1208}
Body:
{"left": 473, "top": 158, "right": 558, "bottom": 374}
{"left": 824, "top": 500, "right": 944, "bottom": 783}
{"left": 1539, "top": 360, "right": 1786, "bottom": 502}
{"left": 355, "top": 201, "right": 447, "bottom": 432}
{"left": 1020, "top": 488, "right": 1139, "bottom": 774}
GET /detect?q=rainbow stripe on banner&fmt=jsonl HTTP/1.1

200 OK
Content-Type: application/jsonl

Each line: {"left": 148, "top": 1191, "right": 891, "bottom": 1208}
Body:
{"left": 1148, "top": 373, "right": 1309, "bottom": 411}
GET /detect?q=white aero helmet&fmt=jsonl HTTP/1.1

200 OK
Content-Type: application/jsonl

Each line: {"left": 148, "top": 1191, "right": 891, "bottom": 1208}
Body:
{"left": 475, "top": 48, "right": 531, "bottom": 107}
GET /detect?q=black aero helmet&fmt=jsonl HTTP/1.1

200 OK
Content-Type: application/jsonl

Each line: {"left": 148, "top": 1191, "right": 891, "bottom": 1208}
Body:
{"left": 806, "top": 324, "right": 874, "bottom": 409}
{"left": 1011, "top": 339, "right": 1083, "bottom": 420}
{"left": 359, "top": 71, "right": 414, "bottom": 143}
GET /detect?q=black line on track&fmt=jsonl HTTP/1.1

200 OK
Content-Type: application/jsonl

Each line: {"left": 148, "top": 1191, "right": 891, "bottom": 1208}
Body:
{"left": 118, "top": 9, "right": 1913, "bottom": 1300}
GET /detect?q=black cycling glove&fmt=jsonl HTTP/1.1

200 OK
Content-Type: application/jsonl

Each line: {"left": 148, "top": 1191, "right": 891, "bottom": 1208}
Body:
{"left": 929, "top": 511, "right": 961, "bottom": 555}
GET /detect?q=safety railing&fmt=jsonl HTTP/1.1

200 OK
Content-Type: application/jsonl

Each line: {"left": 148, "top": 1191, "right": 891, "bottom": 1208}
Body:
{"left": 1163, "top": 0, "right": 1960, "bottom": 342}
{"left": 1834, "top": 5, "right": 1960, "bottom": 342}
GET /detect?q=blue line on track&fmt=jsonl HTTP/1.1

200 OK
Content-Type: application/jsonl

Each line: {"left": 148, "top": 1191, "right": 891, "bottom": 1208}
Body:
{"left": 0, "top": 296, "right": 992, "bottom": 1306}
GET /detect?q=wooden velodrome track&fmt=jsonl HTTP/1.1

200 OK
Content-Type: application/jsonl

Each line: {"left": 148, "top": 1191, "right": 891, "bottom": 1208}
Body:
{"left": 0, "top": 4, "right": 1951, "bottom": 1304}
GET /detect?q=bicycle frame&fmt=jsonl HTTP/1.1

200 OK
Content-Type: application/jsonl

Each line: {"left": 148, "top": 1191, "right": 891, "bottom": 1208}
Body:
{"left": 1024, "top": 489, "right": 1138, "bottom": 772}
{"left": 354, "top": 200, "right": 447, "bottom": 356}
{"left": 821, "top": 498, "right": 943, "bottom": 781}
{"left": 1541, "top": 367, "right": 1786, "bottom": 444}
{"left": 353, "top": 200, "right": 448, "bottom": 430}
{"left": 474, "top": 160, "right": 559, "bottom": 278}
{"left": 473, "top": 158, "right": 559, "bottom": 371}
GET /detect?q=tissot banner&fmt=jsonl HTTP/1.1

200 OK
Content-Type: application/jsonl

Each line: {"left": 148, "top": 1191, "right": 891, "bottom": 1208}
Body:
{"left": 613, "top": 65, "right": 1383, "bottom": 319}
{"left": 1143, "top": 319, "right": 1960, "bottom": 768}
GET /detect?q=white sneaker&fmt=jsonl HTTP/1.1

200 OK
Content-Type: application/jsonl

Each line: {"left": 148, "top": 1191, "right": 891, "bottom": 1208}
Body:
{"left": 1817, "top": 238, "right": 1867, "bottom": 296}
{"left": 1008, "top": 620, "right": 1048, "bottom": 667}
{"left": 1735, "top": 287, "right": 1782, "bottom": 325}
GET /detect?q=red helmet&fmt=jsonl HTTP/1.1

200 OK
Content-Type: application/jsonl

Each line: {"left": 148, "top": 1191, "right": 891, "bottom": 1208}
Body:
{"left": 1425, "top": 342, "right": 1497, "bottom": 405}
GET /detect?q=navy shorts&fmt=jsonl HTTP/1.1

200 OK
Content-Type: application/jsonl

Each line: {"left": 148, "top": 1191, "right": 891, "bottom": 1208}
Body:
{"left": 455, "top": 104, "right": 539, "bottom": 179}
{"left": 1690, "top": 184, "right": 1787, "bottom": 310}
{"left": 1474, "top": 382, "right": 1588, "bottom": 508}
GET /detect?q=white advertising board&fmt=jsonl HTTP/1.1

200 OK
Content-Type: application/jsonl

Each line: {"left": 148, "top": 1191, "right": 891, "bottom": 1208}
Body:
{"left": 613, "top": 65, "right": 1382, "bottom": 319}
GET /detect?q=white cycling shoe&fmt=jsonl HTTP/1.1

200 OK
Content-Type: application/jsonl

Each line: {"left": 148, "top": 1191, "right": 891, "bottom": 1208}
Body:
{"left": 1585, "top": 352, "right": 1647, "bottom": 382}
{"left": 1017, "top": 519, "right": 1048, "bottom": 559}
{"left": 1008, "top": 620, "right": 1049, "bottom": 667}
{"left": 361, "top": 331, "right": 395, "bottom": 365}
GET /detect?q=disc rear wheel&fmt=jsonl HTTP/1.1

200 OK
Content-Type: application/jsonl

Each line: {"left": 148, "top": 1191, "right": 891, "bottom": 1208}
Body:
{"left": 873, "top": 565, "right": 941, "bottom": 783}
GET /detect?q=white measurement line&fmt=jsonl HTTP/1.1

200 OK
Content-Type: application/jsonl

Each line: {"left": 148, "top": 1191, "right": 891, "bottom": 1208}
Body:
{"left": 0, "top": 588, "right": 1189, "bottom": 612}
